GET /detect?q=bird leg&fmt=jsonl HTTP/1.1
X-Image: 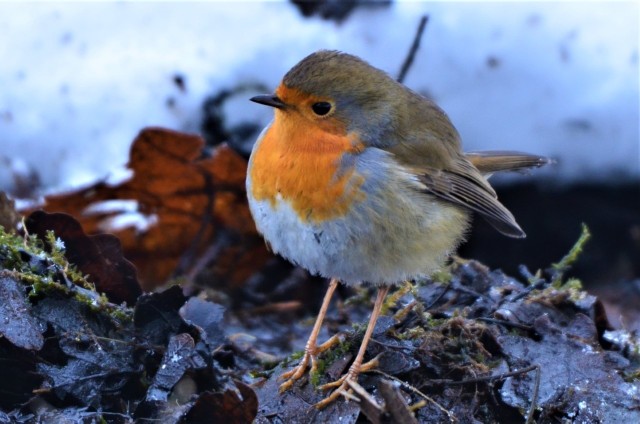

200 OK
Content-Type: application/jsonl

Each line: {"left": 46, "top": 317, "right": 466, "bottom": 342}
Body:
{"left": 279, "top": 278, "right": 340, "bottom": 393}
{"left": 314, "top": 285, "right": 391, "bottom": 409}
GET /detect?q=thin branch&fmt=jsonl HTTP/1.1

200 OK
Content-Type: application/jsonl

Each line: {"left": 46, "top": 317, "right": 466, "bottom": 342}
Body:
{"left": 425, "top": 364, "right": 539, "bottom": 386}
{"left": 525, "top": 365, "right": 541, "bottom": 424}
{"left": 476, "top": 317, "right": 534, "bottom": 332}
{"left": 397, "top": 15, "right": 429, "bottom": 83}
{"left": 369, "top": 369, "right": 456, "bottom": 423}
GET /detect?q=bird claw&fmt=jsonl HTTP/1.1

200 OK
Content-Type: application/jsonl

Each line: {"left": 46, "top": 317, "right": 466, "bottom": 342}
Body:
{"left": 315, "top": 380, "right": 353, "bottom": 409}
{"left": 279, "top": 334, "right": 343, "bottom": 393}
{"left": 313, "top": 354, "right": 381, "bottom": 409}
{"left": 279, "top": 352, "right": 313, "bottom": 393}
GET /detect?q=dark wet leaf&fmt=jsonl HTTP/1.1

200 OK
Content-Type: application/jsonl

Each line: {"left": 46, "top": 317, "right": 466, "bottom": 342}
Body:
{"left": 134, "top": 285, "right": 191, "bottom": 346}
{"left": 25, "top": 211, "right": 141, "bottom": 305}
{"left": 180, "top": 297, "right": 226, "bottom": 349}
{"left": 183, "top": 381, "right": 257, "bottom": 424}
{"left": 147, "top": 333, "right": 206, "bottom": 402}
{"left": 17, "top": 407, "right": 108, "bottom": 423}
{"left": 38, "top": 356, "right": 134, "bottom": 408}
{"left": 499, "top": 313, "right": 640, "bottom": 421}
{"left": 32, "top": 297, "right": 120, "bottom": 344}
{"left": 0, "top": 274, "right": 44, "bottom": 350}
{"left": 375, "top": 350, "right": 421, "bottom": 376}
{"left": 134, "top": 399, "right": 191, "bottom": 423}
{"left": 33, "top": 299, "right": 136, "bottom": 408}
{"left": 0, "top": 339, "right": 43, "bottom": 409}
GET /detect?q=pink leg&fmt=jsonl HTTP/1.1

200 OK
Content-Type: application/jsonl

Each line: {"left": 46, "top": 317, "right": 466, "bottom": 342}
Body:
{"left": 315, "top": 285, "right": 391, "bottom": 409}
{"left": 279, "top": 278, "right": 341, "bottom": 392}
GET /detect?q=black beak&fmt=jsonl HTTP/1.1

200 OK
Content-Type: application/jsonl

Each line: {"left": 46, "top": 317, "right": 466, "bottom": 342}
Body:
{"left": 250, "top": 94, "right": 286, "bottom": 109}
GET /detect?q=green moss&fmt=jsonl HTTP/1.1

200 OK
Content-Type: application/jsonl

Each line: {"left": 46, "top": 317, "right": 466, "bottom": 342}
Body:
{"left": 474, "top": 352, "right": 487, "bottom": 364}
{"left": 309, "top": 363, "right": 323, "bottom": 386}
{"left": 290, "top": 350, "right": 305, "bottom": 361}
{"left": 398, "top": 326, "right": 426, "bottom": 340}
{"left": 351, "top": 322, "right": 367, "bottom": 333}
{"left": 562, "top": 278, "right": 587, "bottom": 302}
{"left": 561, "top": 277, "right": 583, "bottom": 291}
{"left": 343, "top": 286, "right": 373, "bottom": 307}
{"left": 430, "top": 269, "right": 453, "bottom": 284}
{"left": 0, "top": 226, "right": 133, "bottom": 324}
{"left": 382, "top": 281, "right": 412, "bottom": 315}
{"left": 309, "top": 339, "right": 352, "bottom": 387}
{"left": 551, "top": 224, "right": 591, "bottom": 287}
{"left": 277, "top": 350, "right": 305, "bottom": 371}
{"left": 423, "top": 313, "right": 447, "bottom": 328}
{"left": 249, "top": 369, "right": 275, "bottom": 379}
{"left": 623, "top": 369, "right": 640, "bottom": 383}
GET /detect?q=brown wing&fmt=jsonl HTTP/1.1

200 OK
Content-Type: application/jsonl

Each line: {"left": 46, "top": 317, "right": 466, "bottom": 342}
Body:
{"left": 419, "top": 156, "right": 526, "bottom": 238}
{"left": 383, "top": 95, "right": 544, "bottom": 238}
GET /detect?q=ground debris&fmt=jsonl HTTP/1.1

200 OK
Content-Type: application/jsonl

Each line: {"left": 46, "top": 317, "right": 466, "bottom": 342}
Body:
{"left": 253, "top": 258, "right": 640, "bottom": 423}
{"left": 0, "top": 226, "right": 256, "bottom": 423}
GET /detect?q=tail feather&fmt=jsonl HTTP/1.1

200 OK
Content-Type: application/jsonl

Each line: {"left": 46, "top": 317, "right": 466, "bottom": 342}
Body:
{"left": 465, "top": 151, "right": 553, "bottom": 176}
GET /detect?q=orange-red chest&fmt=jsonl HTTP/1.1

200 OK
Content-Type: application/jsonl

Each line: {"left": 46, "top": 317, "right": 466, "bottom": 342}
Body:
{"left": 248, "top": 112, "right": 365, "bottom": 223}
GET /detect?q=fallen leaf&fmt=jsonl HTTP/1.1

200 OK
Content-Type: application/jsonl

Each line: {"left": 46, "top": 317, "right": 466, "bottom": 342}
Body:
{"left": 146, "top": 333, "right": 206, "bottom": 402}
{"left": 499, "top": 313, "right": 640, "bottom": 421}
{"left": 25, "top": 211, "right": 141, "bottom": 305}
{"left": 180, "top": 297, "right": 226, "bottom": 349}
{"left": 24, "top": 127, "right": 270, "bottom": 290}
{"left": 183, "top": 381, "right": 258, "bottom": 424}
{"left": 0, "top": 273, "right": 45, "bottom": 351}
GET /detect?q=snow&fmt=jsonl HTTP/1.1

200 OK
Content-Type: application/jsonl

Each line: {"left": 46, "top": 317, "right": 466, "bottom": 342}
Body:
{"left": 0, "top": 1, "right": 638, "bottom": 196}
{"left": 83, "top": 199, "right": 159, "bottom": 233}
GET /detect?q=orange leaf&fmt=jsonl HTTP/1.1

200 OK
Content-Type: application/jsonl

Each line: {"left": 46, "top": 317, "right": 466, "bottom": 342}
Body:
{"left": 27, "top": 127, "right": 269, "bottom": 290}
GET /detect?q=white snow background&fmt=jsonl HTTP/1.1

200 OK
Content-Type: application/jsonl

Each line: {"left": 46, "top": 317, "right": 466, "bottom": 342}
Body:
{"left": 0, "top": 1, "right": 638, "bottom": 197}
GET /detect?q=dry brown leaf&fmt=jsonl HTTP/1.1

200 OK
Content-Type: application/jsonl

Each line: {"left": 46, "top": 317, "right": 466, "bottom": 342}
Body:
{"left": 26, "top": 127, "right": 269, "bottom": 290}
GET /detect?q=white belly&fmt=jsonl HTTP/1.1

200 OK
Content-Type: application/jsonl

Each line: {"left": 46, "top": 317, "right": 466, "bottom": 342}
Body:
{"left": 246, "top": 153, "right": 470, "bottom": 286}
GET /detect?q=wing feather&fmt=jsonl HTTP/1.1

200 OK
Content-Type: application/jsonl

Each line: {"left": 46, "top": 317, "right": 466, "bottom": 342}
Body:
{"left": 419, "top": 157, "right": 526, "bottom": 238}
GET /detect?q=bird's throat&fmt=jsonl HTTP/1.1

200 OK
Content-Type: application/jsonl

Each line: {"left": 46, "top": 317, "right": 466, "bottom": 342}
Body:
{"left": 250, "top": 115, "right": 365, "bottom": 223}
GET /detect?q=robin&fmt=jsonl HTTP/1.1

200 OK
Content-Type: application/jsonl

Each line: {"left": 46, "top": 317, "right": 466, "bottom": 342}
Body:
{"left": 247, "top": 50, "right": 550, "bottom": 408}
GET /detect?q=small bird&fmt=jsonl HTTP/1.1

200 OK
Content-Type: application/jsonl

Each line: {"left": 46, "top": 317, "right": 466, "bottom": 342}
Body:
{"left": 247, "top": 50, "right": 550, "bottom": 408}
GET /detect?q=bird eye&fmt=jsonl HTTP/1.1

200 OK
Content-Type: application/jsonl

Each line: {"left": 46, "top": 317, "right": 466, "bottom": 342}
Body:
{"left": 311, "top": 102, "right": 332, "bottom": 116}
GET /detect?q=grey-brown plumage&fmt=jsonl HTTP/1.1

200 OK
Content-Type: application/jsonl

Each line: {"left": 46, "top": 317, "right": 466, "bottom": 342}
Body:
{"left": 282, "top": 50, "right": 550, "bottom": 239}
{"left": 248, "top": 49, "right": 552, "bottom": 409}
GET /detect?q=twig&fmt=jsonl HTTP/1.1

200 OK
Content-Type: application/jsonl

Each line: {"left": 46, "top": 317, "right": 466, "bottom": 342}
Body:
{"left": 378, "top": 379, "right": 419, "bottom": 424}
{"left": 173, "top": 172, "right": 216, "bottom": 279}
{"left": 424, "top": 284, "right": 450, "bottom": 310}
{"left": 397, "top": 15, "right": 429, "bottom": 84}
{"left": 476, "top": 317, "right": 534, "bottom": 332}
{"left": 525, "top": 365, "right": 541, "bottom": 424}
{"left": 394, "top": 299, "right": 417, "bottom": 321}
{"left": 425, "top": 364, "right": 539, "bottom": 386}
{"left": 369, "top": 369, "right": 456, "bottom": 423}
{"left": 345, "top": 379, "right": 383, "bottom": 424}
{"left": 508, "top": 279, "right": 548, "bottom": 303}
{"left": 184, "top": 229, "right": 235, "bottom": 282}
{"left": 417, "top": 363, "right": 541, "bottom": 422}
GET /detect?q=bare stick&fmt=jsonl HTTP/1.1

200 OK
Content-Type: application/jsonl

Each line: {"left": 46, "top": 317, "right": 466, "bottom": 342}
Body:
{"left": 397, "top": 15, "right": 429, "bottom": 83}
{"left": 525, "top": 365, "right": 541, "bottom": 424}
{"left": 425, "top": 364, "right": 539, "bottom": 386}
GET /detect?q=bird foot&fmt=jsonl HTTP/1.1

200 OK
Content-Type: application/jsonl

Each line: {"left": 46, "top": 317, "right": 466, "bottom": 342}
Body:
{"left": 279, "top": 334, "right": 343, "bottom": 393}
{"left": 314, "top": 354, "right": 381, "bottom": 409}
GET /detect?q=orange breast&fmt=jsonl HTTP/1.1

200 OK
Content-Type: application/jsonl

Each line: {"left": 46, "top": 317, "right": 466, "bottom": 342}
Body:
{"left": 249, "top": 112, "right": 365, "bottom": 223}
